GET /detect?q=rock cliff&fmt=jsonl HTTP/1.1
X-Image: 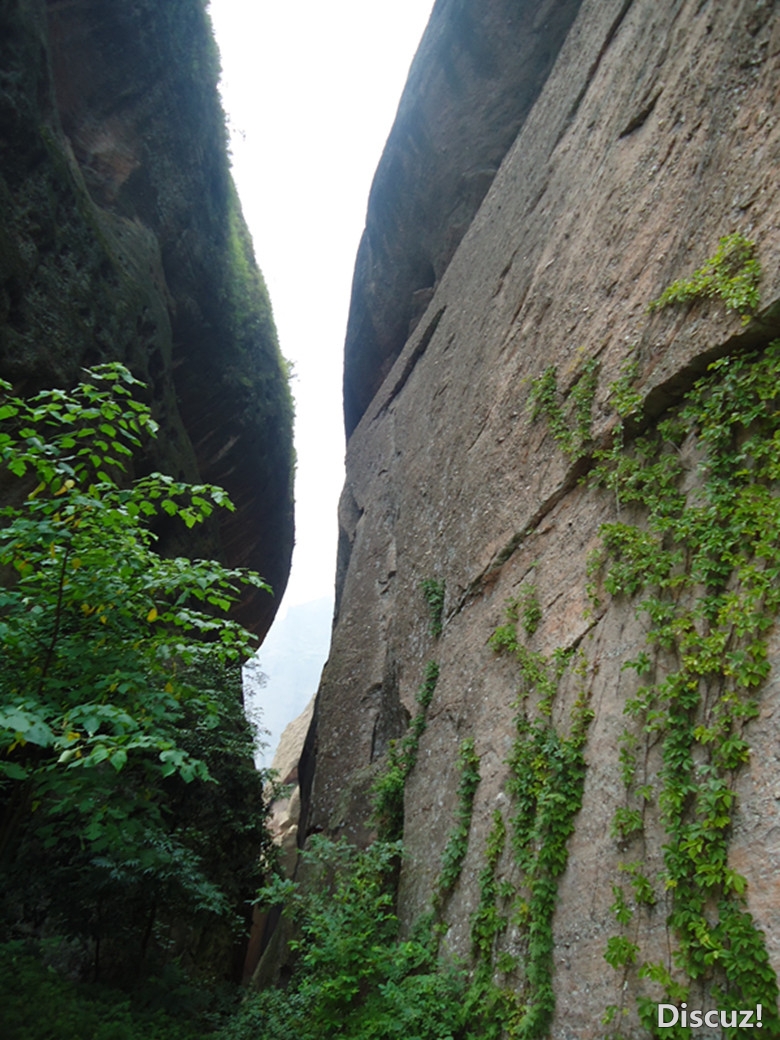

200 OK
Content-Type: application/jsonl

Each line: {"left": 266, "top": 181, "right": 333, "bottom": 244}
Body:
{"left": 0, "top": 0, "right": 294, "bottom": 637}
{"left": 303, "top": 0, "right": 780, "bottom": 1034}
{"left": 343, "top": 0, "right": 584, "bottom": 436}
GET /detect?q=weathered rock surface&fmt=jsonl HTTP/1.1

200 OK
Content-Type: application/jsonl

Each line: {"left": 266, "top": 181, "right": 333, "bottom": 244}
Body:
{"left": 0, "top": 0, "right": 294, "bottom": 636}
{"left": 304, "top": 0, "right": 780, "bottom": 1034}
{"left": 342, "top": 0, "right": 585, "bottom": 436}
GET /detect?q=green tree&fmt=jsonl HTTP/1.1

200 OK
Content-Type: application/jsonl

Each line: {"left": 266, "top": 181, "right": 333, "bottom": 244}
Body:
{"left": 0, "top": 364, "right": 272, "bottom": 980}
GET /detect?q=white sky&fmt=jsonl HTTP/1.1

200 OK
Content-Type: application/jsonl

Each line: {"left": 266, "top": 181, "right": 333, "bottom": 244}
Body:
{"left": 208, "top": 1, "right": 435, "bottom": 615}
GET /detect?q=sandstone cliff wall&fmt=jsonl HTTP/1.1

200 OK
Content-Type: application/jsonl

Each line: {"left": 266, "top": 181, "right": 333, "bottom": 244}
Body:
{"left": 303, "top": 0, "right": 780, "bottom": 1034}
{"left": 0, "top": 0, "right": 293, "bottom": 636}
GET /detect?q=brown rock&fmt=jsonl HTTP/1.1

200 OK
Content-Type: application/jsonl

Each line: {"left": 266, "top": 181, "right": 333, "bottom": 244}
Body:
{"left": 303, "top": 0, "right": 780, "bottom": 1033}
{"left": 343, "top": 0, "right": 585, "bottom": 436}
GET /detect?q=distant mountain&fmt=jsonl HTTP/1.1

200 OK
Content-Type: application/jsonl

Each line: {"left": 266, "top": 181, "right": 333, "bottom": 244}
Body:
{"left": 244, "top": 596, "right": 333, "bottom": 764}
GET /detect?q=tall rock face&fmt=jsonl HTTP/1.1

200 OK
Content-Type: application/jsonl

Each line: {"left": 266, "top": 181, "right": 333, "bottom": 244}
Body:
{"left": 342, "top": 0, "right": 584, "bottom": 436}
{"left": 0, "top": 0, "right": 293, "bottom": 637}
{"left": 304, "top": 0, "right": 780, "bottom": 1034}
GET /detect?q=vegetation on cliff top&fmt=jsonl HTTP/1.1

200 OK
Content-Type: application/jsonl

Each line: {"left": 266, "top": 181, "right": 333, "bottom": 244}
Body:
{"left": 1, "top": 0, "right": 294, "bottom": 637}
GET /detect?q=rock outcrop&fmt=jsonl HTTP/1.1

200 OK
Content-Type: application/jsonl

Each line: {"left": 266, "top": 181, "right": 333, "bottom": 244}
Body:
{"left": 0, "top": 0, "right": 294, "bottom": 637}
{"left": 303, "top": 0, "right": 780, "bottom": 1034}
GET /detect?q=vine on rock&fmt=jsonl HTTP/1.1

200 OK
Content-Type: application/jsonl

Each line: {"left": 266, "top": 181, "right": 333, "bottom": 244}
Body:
{"left": 647, "top": 232, "right": 761, "bottom": 321}
{"left": 591, "top": 339, "right": 780, "bottom": 1036}
{"left": 526, "top": 238, "right": 778, "bottom": 1035}
{"left": 528, "top": 356, "right": 599, "bottom": 461}
{"left": 420, "top": 578, "right": 446, "bottom": 638}
{"left": 371, "top": 660, "right": 439, "bottom": 842}
{"left": 485, "top": 616, "right": 593, "bottom": 1039}
{"left": 436, "top": 737, "right": 481, "bottom": 902}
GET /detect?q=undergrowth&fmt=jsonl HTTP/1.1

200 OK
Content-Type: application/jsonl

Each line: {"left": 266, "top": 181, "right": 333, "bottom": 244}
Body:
{"left": 0, "top": 941, "right": 209, "bottom": 1040}
{"left": 232, "top": 834, "right": 524, "bottom": 1040}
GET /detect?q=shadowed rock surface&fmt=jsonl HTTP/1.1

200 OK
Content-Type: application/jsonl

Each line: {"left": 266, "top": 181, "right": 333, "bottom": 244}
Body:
{"left": 343, "top": 0, "right": 585, "bottom": 436}
{"left": 302, "top": 0, "right": 780, "bottom": 1034}
{"left": 0, "top": 0, "right": 294, "bottom": 637}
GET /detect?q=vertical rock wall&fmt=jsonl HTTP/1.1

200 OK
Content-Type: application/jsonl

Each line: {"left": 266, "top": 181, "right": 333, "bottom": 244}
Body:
{"left": 303, "top": 0, "right": 780, "bottom": 1034}
{"left": 0, "top": 0, "right": 294, "bottom": 636}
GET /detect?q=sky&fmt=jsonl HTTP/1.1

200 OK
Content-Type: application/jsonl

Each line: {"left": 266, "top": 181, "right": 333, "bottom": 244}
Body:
{"left": 208, "top": 1, "right": 435, "bottom": 616}
{"left": 207, "top": 1, "right": 436, "bottom": 752}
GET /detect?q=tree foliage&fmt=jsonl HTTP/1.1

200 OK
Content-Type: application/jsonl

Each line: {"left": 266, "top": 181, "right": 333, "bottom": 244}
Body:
{"left": 0, "top": 364, "right": 273, "bottom": 980}
{"left": 223, "top": 837, "right": 470, "bottom": 1040}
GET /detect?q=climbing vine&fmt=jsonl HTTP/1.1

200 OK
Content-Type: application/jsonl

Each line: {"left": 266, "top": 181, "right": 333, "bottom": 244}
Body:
{"left": 420, "top": 578, "right": 446, "bottom": 638}
{"left": 504, "top": 583, "right": 543, "bottom": 638}
{"left": 436, "top": 737, "right": 481, "bottom": 901}
{"left": 647, "top": 232, "right": 761, "bottom": 320}
{"left": 528, "top": 356, "right": 599, "bottom": 461}
{"left": 524, "top": 237, "right": 779, "bottom": 1035}
{"left": 591, "top": 339, "right": 780, "bottom": 1036}
{"left": 485, "top": 616, "right": 593, "bottom": 1039}
{"left": 371, "top": 660, "right": 439, "bottom": 842}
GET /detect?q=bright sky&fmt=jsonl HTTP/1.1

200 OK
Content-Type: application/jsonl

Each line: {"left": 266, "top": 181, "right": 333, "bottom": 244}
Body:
{"left": 208, "top": 1, "right": 435, "bottom": 615}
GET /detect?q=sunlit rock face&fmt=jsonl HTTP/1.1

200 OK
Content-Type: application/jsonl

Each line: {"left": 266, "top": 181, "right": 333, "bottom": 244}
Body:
{"left": 0, "top": 0, "right": 294, "bottom": 637}
{"left": 305, "top": 0, "right": 780, "bottom": 1033}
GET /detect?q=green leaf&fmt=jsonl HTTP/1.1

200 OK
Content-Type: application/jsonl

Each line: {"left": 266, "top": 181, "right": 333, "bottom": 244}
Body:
{"left": 110, "top": 748, "right": 127, "bottom": 772}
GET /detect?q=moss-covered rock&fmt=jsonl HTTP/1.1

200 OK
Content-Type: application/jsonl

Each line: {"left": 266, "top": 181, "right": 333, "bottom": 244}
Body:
{"left": 0, "top": 0, "right": 293, "bottom": 637}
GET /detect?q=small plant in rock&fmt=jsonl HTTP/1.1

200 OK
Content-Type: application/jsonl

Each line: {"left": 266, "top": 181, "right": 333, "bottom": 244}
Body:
{"left": 420, "top": 578, "right": 445, "bottom": 638}
{"left": 648, "top": 232, "right": 761, "bottom": 320}
{"left": 528, "top": 357, "right": 599, "bottom": 461}
{"left": 506, "top": 584, "right": 543, "bottom": 638}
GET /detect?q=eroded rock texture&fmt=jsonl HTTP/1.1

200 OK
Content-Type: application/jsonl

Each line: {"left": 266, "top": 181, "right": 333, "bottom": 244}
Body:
{"left": 0, "top": 0, "right": 294, "bottom": 636}
{"left": 305, "top": 0, "right": 780, "bottom": 1034}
